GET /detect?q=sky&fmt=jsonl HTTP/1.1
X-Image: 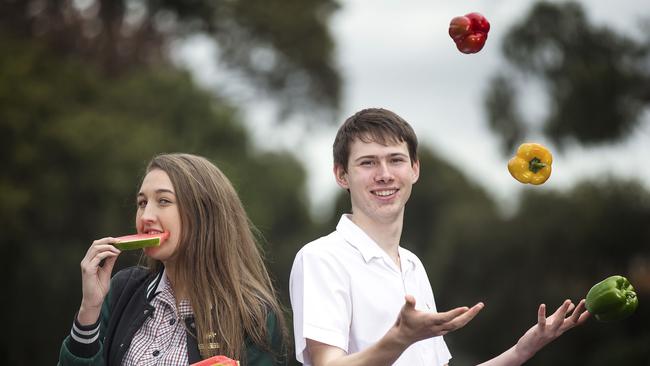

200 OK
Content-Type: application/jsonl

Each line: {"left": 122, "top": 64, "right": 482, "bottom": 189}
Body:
{"left": 172, "top": 0, "right": 650, "bottom": 220}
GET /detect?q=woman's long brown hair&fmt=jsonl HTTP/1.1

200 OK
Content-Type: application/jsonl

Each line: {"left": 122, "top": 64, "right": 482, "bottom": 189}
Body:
{"left": 143, "top": 153, "right": 288, "bottom": 363}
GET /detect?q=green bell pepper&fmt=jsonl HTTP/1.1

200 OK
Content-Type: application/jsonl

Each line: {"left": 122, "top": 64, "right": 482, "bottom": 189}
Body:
{"left": 585, "top": 275, "right": 638, "bottom": 322}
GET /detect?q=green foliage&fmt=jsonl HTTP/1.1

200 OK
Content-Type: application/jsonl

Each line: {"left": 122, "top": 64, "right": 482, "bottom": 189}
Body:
{"left": 231, "top": 150, "right": 317, "bottom": 306}
{"left": 403, "top": 147, "right": 496, "bottom": 284}
{"left": 485, "top": 1, "right": 650, "bottom": 152}
{"left": 478, "top": 3, "right": 650, "bottom": 358}
{"left": 479, "top": 3, "right": 650, "bottom": 360}
{"left": 434, "top": 179, "right": 650, "bottom": 365}
{"left": 0, "top": 0, "right": 341, "bottom": 117}
{"left": 484, "top": 74, "right": 526, "bottom": 155}
{"left": 214, "top": 0, "right": 342, "bottom": 116}
{"left": 0, "top": 35, "right": 312, "bottom": 364}
{"left": 3, "top": 1, "right": 650, "bottom": 365}
{"left": 2, "top": 1, "right": 340, "bottom": 362}
{"left": 314, "top": 147, "right": 650, "bottom": 364}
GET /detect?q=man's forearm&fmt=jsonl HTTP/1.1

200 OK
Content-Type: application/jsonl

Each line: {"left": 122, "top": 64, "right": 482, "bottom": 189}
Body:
{"left": 310, "top": 327, "right": 410, "bottom": 366}
{"left": 475, "top": 345, "right": 529, "bottom": 366}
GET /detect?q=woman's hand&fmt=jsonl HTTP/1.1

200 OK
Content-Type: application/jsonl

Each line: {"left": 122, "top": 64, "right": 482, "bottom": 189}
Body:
{"left": 77, "top": 237, "right": 121, "bottom": 325}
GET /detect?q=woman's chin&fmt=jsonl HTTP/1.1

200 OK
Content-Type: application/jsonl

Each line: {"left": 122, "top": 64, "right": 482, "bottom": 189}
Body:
{"left": 143, "top": 246, "right": 161, "bottom": 258}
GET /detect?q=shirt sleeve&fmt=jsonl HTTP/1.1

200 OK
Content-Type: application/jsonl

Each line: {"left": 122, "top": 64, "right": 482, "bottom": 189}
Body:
{"left": 289, "top": 246, "right": 351, "bottom": 364}
{"left": 68, "top": 315, "right": 101, "bottom": 357}
{"left": 58, "top": 269, "right": 125, "bottom": 366}
{"left": 58, "top": 312, "right": 106, "bottom": 366}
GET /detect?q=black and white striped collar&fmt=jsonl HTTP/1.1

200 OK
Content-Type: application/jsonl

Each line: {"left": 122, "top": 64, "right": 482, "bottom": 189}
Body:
{"left": 145, "top": 267, "right": 166, "bottom": 301}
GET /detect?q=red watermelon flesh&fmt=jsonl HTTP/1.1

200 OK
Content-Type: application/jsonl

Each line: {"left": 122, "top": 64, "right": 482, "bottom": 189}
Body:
{"left": 113, "top": 232, "right": 170, "bottom": 251}
{"left": 190, "top": 355, "right": 240, "bottom": 366}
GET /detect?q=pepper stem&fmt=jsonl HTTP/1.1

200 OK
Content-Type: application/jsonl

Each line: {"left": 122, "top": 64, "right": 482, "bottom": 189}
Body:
{"left": 529, "top": 157, "right": 546, "bottom": 173}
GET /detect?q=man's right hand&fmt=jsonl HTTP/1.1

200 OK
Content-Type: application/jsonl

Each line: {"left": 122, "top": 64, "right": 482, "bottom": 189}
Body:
{"left": 307, "top": 295, "right": 484, "bottom": 366}
{"left": 77, "top": 237, "right": 121, "bottom": 325}
{"left": 392, "top": 294, "right": 484, "bottom": 346}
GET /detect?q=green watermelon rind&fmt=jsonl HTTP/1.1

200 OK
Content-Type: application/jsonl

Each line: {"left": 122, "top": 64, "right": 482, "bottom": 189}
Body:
{"left": 113, "top": 233, "right": 167, "bottom": 251}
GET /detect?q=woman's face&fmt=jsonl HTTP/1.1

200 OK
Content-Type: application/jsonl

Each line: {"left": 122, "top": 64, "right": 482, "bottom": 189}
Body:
{"left": 136, "top": 168, "right": 182, "bottom": 263}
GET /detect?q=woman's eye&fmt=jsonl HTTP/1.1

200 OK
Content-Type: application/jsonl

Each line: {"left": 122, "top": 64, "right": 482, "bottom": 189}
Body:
{"left": 137, "top": 200, "right": 147, "bottom": 208}
{"left": 159, "top": 198, "right": 172, "bottom": 205}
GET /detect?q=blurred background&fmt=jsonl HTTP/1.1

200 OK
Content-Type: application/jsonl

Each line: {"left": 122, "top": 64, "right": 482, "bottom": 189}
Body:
{"left": 1, "top": 0, "right": 649, "bottom": 364}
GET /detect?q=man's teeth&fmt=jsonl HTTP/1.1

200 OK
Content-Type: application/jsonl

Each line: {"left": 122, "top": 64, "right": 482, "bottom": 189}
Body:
{"left": 374, "top": 190, "right": 396, "bottom": 197}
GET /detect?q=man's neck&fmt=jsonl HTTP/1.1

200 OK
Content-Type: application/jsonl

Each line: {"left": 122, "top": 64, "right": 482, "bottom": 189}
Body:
{"left": 349, "top": 212, "right": 403, "bottom": 266}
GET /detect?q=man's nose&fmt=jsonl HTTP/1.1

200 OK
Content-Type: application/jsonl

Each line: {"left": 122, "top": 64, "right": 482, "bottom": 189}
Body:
{"left": 374, "top": 161, "right": 394, "bottom": 182}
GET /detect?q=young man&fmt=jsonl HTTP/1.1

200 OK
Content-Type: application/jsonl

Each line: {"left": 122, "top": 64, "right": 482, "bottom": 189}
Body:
{"left": 289, "top": 108, "right": 589, "bottom": 366}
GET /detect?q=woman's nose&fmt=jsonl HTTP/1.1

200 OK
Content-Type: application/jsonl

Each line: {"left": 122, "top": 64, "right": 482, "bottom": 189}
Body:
{"left": 138, "top": 204, "right": 157, "bottom": 223}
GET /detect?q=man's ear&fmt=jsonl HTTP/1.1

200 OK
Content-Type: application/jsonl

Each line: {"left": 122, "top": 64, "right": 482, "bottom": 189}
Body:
{"left": 333, "top": 164, "right": 349, "bottom": 189}
{"left": 411, "top": 159, "right": 420, "bottom": 184}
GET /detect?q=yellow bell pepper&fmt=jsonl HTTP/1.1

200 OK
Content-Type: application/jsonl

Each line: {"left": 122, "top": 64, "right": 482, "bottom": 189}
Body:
{"left": 508, "top": 142, "right": 553, "bottom": 185}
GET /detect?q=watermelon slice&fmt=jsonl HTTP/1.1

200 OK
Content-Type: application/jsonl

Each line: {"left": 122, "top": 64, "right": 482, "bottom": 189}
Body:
{"left": 113, "top": 232, "right": 170, "bottom": 251}
{"left": 190, "top": 355, "right": 240, "bottom": 366}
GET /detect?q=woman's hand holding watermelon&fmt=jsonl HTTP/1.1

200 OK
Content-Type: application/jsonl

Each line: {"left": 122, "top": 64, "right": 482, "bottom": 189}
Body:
{"left": 77, "top": 237, "right": 121, "bottom": 325}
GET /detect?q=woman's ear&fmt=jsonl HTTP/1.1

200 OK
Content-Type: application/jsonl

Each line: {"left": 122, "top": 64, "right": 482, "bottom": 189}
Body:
{"left": 333, "top": 164, "right": 349, "bottom": 189}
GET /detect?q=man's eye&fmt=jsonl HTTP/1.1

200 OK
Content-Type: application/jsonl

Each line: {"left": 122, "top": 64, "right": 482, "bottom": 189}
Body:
{"left": 360, "top": 160, "right": 373, "bottom": 166}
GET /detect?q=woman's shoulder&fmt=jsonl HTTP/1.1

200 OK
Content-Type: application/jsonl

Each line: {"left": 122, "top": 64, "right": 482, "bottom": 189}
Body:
{"left": 244, "top": 307, "right": 288, "bottom": 366}
{"left": 111, "top": 265, "right": 150, "bottom": 282}
{"left": 109, "top": 266, "right": 157, "bottom": 296}
{"left": 264, "top": 307, "right": 280, "bottom": 331}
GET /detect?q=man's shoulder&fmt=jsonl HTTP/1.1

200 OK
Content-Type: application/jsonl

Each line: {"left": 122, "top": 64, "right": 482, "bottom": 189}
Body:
{"left": 291, "top": 230, "right": 355, "bottom": 285}
{"left": 298, "top": 230, "right": 347, "bottom": 256}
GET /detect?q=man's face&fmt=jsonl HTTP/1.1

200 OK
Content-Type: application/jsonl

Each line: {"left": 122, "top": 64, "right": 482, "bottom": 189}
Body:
{"left": 334, "top": 138, "right": 419, "bottom": 225}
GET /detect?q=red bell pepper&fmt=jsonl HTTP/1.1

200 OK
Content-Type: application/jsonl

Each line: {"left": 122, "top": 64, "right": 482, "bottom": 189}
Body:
{"left": 449, "top": 12, "right": 491, "bottom": 54}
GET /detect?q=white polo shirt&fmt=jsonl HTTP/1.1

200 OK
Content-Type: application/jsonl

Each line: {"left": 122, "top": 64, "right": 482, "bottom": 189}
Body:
{"left": 290, "top": 214, "right": 451, "bottom": 366}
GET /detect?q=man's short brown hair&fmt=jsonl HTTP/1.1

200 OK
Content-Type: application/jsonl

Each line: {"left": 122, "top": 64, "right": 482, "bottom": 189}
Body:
{"left": 333, "top": 108, "right": 419, "bottom": 171}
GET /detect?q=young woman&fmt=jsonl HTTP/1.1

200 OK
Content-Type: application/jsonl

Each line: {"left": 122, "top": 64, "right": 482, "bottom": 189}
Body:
{"left": 59, "top": 153, "right": 288, "bottom": 365}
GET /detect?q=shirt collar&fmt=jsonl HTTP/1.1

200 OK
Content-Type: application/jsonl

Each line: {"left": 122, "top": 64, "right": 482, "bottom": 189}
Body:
{"left": 336, "top": 214, "right": 417, "bottom": 271}
{"left": 146, "top": 267, "right": 194, "bottom": 317}
{"left": 336, "top": 214, "right": 384, "bottom": 263}
{"left": 398, "top": 246, "right": 418, "bottom": 273}
{"left": 146, "top": 267, "right": 167, "bottom": 300}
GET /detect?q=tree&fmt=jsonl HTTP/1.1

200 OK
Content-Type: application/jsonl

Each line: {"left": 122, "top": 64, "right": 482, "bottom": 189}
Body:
{"left": 436, "top": 179, "right": 650, "bottom": 365}
{"left": 319, "top": 137, "right": 650, "bottom": 365}
{"left": 484, "top": 1, "right": 650, "bottom": 153}
{"left": 1, "top": 1, "right": 343, "bottom": 362}
{"left": 0, "top": 0, "right": 341, "bottom": 117}
{"left": 0, "top": 37, "right": 314, "bottom": 363}
{"left": 457, "top": 2, "right": 650, "bottom": 362}
{"left": 403, "top": 147, "right": 497, "bottom": 282}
